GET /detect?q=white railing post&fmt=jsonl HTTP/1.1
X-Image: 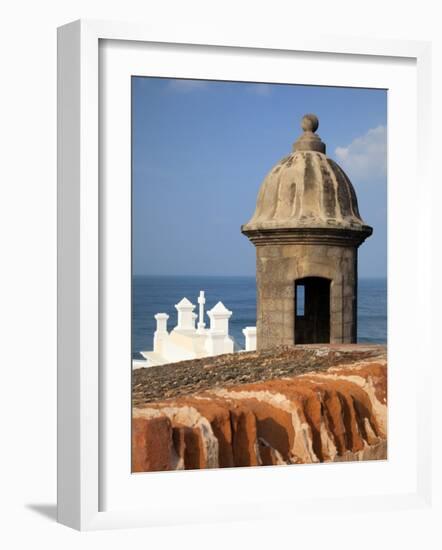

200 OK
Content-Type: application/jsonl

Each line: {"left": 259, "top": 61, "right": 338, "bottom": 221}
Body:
{"left": 153, "top": 313, "right": 169, "bottom": 353}
{"left": 242, "top": 326, "right": 257, "bottom": 351}
{"left": 206, "top": 301, "right": 234, "bottom": 356}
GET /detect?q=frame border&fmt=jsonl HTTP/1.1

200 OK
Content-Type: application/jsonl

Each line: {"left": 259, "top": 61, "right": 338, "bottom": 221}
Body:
{"left": 57, "top": 19, "right": 432, "bottom": 531}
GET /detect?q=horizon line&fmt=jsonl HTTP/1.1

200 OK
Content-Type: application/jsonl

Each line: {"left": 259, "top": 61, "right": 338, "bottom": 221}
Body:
{"left": 133, "top": 273, "right": 387, "bottom": 279}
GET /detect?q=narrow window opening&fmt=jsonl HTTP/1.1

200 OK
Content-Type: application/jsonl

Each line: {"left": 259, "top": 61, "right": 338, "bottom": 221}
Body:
{"left": 294, "top": 277, "right": 331, "bottom": 344}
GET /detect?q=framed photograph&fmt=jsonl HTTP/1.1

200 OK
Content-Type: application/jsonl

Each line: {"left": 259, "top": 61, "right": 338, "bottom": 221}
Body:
{"left": 57, "top": 20, "right": 432, "bottom": 530}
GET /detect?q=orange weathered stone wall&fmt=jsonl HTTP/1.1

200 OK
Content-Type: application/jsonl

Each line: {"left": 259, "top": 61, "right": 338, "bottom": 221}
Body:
{"left": 132, "top": 351, "right": 387, "bottom": 472}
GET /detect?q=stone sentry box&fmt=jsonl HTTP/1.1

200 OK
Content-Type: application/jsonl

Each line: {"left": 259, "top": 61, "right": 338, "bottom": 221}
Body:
{"left": 242, "top": 114, "right": 373, "bottom": 350}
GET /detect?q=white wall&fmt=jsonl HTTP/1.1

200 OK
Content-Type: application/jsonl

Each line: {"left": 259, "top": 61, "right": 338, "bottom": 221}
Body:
{"left": 1, "top": 1, "right": 441, "bottom": 548}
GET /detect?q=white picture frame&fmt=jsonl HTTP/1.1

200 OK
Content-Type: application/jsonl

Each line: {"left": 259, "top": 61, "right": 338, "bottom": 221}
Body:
{"left": 57, "top": 19, "right": 433, "bottom": 531}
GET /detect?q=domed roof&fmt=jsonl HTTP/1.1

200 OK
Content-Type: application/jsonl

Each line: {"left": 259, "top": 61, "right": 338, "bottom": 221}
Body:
{"left": 242, "top": 114, "right": 372, "bottom": 244}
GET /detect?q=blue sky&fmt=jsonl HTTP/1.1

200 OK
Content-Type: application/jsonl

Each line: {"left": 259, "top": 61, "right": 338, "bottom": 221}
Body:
{"left": 132, "top": 78, "right": 387, "bottom": 278}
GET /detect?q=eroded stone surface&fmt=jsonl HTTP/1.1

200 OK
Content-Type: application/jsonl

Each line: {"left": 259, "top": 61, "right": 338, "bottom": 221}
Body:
{"left": 132, "top": 345, "right": 387, "bottom": 472}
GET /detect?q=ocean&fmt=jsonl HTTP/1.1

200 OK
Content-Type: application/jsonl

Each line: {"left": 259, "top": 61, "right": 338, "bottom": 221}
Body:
{"left": 132, "top": 275, "right": 387, "bottom": 358}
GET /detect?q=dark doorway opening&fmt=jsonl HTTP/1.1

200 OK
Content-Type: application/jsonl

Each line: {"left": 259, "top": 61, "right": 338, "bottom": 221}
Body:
{"left": 295, "top": 277, "right": 331, "bottom": 344}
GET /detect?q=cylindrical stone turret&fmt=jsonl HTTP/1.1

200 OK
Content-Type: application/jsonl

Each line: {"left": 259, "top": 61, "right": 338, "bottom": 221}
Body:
{"left": 242, "top": 114, "right": 372, "bottom": 350}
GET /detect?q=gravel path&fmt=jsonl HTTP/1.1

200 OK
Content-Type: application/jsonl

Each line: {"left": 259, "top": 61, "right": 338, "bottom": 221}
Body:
{"left": 132, "top": 344, "right": 386, "bottom": 406}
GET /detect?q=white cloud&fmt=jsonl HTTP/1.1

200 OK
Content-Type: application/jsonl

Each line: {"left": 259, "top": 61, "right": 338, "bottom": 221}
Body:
{"left": 334, "top": 125, "right": 387, "bottom": 182}
{"left": 167, "top": 79, "right": 209, "bottom": 92}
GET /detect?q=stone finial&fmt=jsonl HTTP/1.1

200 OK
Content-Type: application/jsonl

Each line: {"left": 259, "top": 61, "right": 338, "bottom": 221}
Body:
{"left": 175, "top": 297, "right": 196, "bottom": 331}
{"left": 293, "top": 113, "right": 325, "bottom": 153}
{"left": 301, "top": 113, "right": 319, "bottom": 133}
{"left": 207, "top": 301, "right": 232, "bottom": 336}
{"left": 154, "top": 313, "right": 169, "bottom": 333}
{"left": 153, "top": 313, "right": 169, "bottom": 353}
